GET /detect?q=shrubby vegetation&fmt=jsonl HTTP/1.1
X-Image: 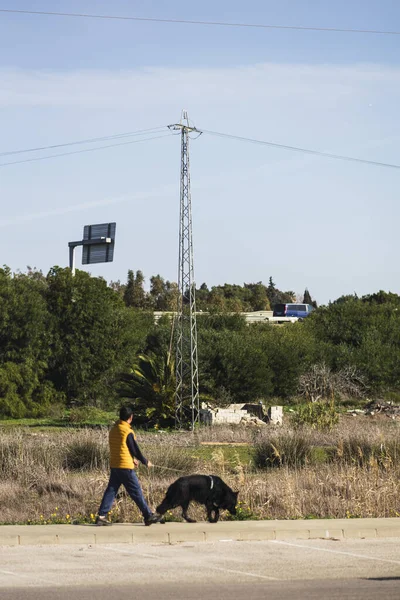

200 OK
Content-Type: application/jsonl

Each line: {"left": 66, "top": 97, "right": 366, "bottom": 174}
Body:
{"left": 1, "top": 422, "right": 400, "bottom": 523}
{"left": 0, "top": 266, "right": 152, "bottom": 417}
{"left": 0, "top": 265, "right": 400, "bottom": 421}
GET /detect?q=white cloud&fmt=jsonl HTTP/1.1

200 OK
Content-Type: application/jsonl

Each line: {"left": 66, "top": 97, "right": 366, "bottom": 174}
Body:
{"left": 0, "top": 183, "right": 177, "bottom": 227}
{"left": 0, "top": 62, "right": 399, "bottom": 110}
{"left": 1, "top": 61, "right": 398, "bottom": 160}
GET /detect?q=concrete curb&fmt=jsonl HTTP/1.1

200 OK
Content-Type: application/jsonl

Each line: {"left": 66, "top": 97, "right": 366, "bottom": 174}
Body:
{"left": 1, "top": 518, "right": 400, "bottom": 546}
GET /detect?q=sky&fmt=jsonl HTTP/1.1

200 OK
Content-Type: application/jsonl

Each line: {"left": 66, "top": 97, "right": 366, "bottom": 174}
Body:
{"left": 0, "top": 0, "right": 399, "bottom": 305}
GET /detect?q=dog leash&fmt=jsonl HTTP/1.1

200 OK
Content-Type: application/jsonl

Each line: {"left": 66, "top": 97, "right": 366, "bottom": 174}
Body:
{"left": 144, "top": 464, "right": 210, "bottom": 475}
{"left": 147, "top": 464, "right": 188, "bottom": 473}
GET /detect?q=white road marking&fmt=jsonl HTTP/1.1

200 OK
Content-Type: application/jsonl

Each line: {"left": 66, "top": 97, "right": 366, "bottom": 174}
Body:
{"left": 271, "top": 540, "right": 400, "bottom": 566}
{"left": 210, "top": 566, "right": 278, "bottom": 581}
{"left": 0, "top": 568, "right": 50, "bottom": 585}
{"left": 106, "top": 547, "right": 161, "bottom": 559}
{"left": 107, "top": 543, "right": 278, "bottom": 580}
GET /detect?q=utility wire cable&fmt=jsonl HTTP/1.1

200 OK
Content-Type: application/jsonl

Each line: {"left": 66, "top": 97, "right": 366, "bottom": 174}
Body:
{"left": 0, "top": 132, "right": 174, "bottom": 167}
{"left": 0, "top": 126, "right": 168, "bottom": 157}
{"left": 0, "top": 8, "right": 399, "bottom": 36}
{"left": 2, "top": 125, "right": 398, "bottom": 171}
{"left": 202, "top": 129, "right": 400, "bottom": 170}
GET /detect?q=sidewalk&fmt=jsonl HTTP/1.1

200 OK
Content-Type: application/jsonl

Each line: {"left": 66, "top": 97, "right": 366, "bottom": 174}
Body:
{"left": 1, "top": 518, "right": 399, "bottom": 546}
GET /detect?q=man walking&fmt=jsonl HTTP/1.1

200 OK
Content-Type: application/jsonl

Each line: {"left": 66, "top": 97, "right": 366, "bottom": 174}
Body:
{"left": 96, "top": 405, "right": 161, "bottom": 526}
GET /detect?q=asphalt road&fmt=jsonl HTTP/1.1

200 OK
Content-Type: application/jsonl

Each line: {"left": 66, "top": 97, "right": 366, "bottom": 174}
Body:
{"left": 1, "top": 538, "right": 400, "bottom": 599}
{"left": 1, "top": 580, "right": 400, "bottom": 600}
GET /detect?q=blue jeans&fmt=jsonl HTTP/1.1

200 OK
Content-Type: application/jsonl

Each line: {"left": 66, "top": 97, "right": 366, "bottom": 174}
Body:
{"left": 98, "top": 468, "right": 152, "bottom": 519}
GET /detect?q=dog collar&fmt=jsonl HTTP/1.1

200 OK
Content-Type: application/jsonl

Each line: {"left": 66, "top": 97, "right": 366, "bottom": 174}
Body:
{"left": 209, "top": 475, "right": 214, "bottom": 490}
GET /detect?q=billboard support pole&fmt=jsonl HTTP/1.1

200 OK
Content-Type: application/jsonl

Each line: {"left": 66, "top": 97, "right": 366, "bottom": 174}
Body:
{"left": 69, "top": 244, "right": 77, "bottom": 276}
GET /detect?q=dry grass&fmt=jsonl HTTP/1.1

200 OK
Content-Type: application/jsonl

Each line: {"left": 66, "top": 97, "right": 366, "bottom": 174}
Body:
{"left": 0, "top": 418, "right": 399, "bottom": 524}
{"left": 135, "top": 424, "right": 263, "bottom": 447}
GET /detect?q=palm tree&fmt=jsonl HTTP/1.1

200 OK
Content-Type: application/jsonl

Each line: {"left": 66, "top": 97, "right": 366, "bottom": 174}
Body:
{"left": 118, "top": 351, "right": 175, "bottom": 426}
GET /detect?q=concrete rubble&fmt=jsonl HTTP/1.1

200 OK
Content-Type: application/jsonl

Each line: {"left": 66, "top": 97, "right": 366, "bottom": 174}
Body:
{"left": 200, "top": 403, "right": 283, "bottom": 426}
{"left": 348, "top": 400, "right": 400, "bottom": 419}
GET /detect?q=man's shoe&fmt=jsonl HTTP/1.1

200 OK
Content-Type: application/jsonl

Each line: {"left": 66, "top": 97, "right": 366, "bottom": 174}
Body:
{"left": 95, "top": 516, "right": 112, "bottom": 526}
{"left": 144, "top": 513, "right": 162, "bottom": 526}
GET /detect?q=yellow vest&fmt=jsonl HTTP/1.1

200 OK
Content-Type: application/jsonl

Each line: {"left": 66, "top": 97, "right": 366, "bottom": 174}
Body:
{"left": 109, "top": 420, "right": 136, "bottom": 469}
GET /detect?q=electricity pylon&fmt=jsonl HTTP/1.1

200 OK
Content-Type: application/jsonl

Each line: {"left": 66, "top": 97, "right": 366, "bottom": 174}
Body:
{"left": 168, "top": 112, "right": 201, "bottom": 430}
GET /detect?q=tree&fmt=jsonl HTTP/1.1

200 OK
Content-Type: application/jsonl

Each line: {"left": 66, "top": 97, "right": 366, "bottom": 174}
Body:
{"left": 149, "top": 275, "right": 176, "bottom": 311}
{"left": 109, "top": 279, "right": 126, "bottom": 298}
{"left": 196, "top": 283, "right": 209, "bottom": 311}
{"left": 266, "top": 277, "right": 294, "bottom": 307}
{"left": 304, "top": 299, "right": 400, "bottom": 389}
{"left": 245, "top": 282, "right": 271, "bottom": 311}
{"left": 150, "top": 274, "right": 164, "bottom": 308}
{"left": 267, "top": 277, "right": 276, "bottom": 294}
{"left": 123, "top": 270, "right": 147, "bottom": 308}
{"left": 333, "top": 294, "right": 358, "bottom": 305}
{"left": 302, "top": 288, "right": 318, "bottom": 308}
{"left": 259, "top": 324, "right": 317, "bottom": 397}
{"left": 46, "top": 267, "right": 150, "bottom": 406}
{"left": 0, "top": 361, "right": 56, "bottom": 418}
{"left": 164, "top": 281, "right": 179, "bottom": 311}
{"left": 25, "top": 266, "right": 46, "bottom": 282}
{"left": 361, "top": 291, "right": 400, "bottom": 305}
{"left": 207, "top": 288, "right": 227, "bottom": 312}
{"left": 0, "top": 268, "right": 50, "bottom": 364}
{"left": 0, "top": 267, "right": 56, "bottom": 417}
{"left": 197, "top": 313, "right": 246, "bottom": 332}
{"left": 198, "top": 329, "right": 273, "bottom": 402}
{"left": 133, "top": 270, "right": 147, "bottom": 308}
{"left": 118, "top": 351, "right": 175, "bottom": 425}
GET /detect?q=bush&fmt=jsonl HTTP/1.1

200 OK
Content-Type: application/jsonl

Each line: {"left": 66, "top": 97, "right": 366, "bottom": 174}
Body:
{"left": 304, "top": 300, "right": 400, "bottom": 391}
{"left": 254, "top": 431, "right": 312, "bottom": 469}
{"left": 0, "top": 363, "right": 57, "bottom": 419}
{"left": 0, "top": 434, "right": 22, "bottom": 478}
{"left": 383, "top": 390, "right": 400, "bottom": 404}
{"left": 63, "top": 432, "right": 109, "bottom": 471}
{"left": 262, "top": 325, "right": 317, "bottom": 398}
{"left": 292, "top": 401, "right": 339, "bottom": 431}
{"left": 198, "top": 329, "right": 274, "bottom": 403}
{"left": 67, "top": 407, "right": 113, "bottom": 425}
{"left": 298, "top": 363, "right": 366, "bottom": 402}
{"left": 336, "top": 436, "right": 400, "bottom": 468}
{"left": 0, "top": 430, "right": 61, "bottom": 479}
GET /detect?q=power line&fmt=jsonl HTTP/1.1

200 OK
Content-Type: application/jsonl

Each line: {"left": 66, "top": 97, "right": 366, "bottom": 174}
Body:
{"left": 1, "top": 8, "right": 399, "bottom": 36}
{"left": 202, "top": 129, "right": 400, "bottom": 171}
{"left": 2, "top": 124, "right": 398, "bottom": 171}
{"left": 0, "top": 133, "right": 174, "bottom": 167}
{"left": 0, "top": 126, "right": 168, "bottom": 157}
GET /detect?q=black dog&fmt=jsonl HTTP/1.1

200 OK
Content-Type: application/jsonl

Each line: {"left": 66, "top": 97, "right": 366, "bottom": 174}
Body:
{"left": 156, "top": 475, "right": 238, "bottom": 523}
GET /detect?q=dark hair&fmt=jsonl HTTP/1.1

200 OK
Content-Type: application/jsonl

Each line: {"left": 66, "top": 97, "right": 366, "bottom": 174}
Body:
{"left": 119, "top": 405, "right": 134, "bottom": 421}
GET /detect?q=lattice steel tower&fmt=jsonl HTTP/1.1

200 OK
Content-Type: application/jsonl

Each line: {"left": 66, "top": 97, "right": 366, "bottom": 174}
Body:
{"left": 168, "top": 112, "right": 201, "bottom": 430}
